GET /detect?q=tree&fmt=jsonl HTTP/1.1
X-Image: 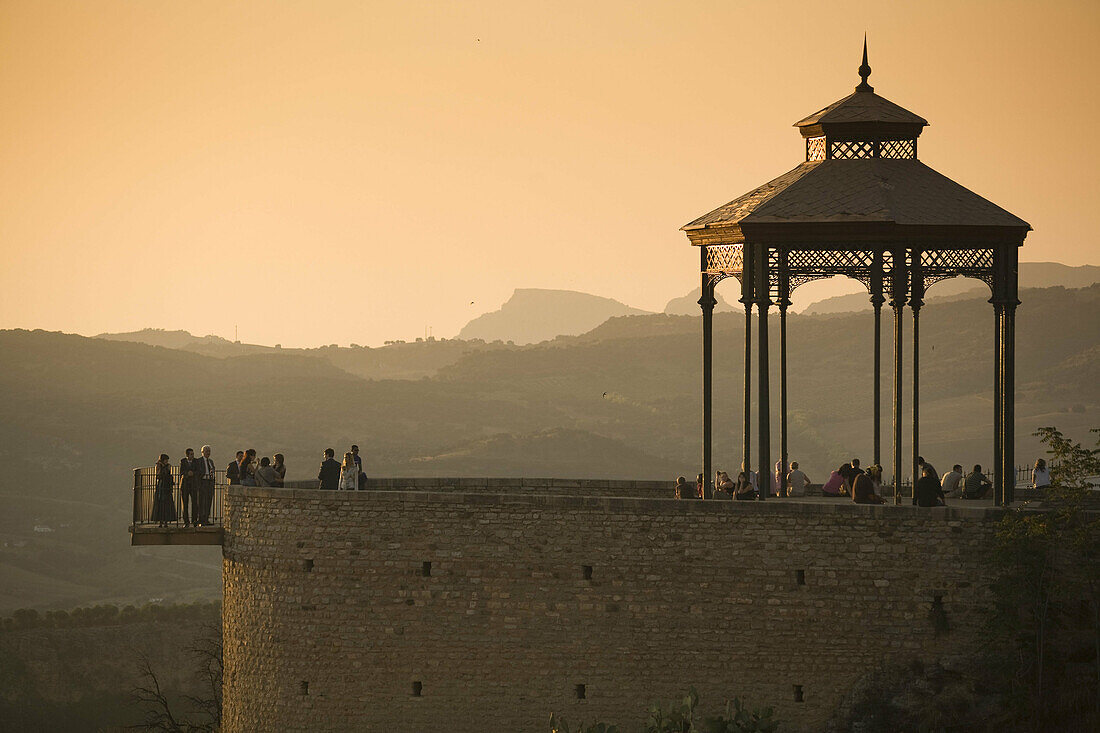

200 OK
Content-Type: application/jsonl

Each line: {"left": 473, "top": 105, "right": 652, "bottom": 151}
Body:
{"left": 132, "top": 622, "right": 222, "bottom": 732}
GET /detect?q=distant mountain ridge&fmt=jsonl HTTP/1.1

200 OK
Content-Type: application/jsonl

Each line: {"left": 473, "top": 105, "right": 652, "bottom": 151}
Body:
{"left": 663, "top": 287, "right": 738, "bottom": 316}
{"left": 456, "top": 288, "right": 651, "bottom": 344}
{"left": 804, "top": 262, "right": 1100, "bottom": 315}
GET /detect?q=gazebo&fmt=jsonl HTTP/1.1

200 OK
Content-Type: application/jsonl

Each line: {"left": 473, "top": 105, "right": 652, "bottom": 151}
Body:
{"left": 682, "top": 42, "right": 1030, "bottom": 504}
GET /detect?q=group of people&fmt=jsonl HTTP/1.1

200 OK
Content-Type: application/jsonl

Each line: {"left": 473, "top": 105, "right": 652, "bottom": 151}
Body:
{"left": 317, "top": 446, "right": 368, "bottom": 490}
{"left": 226, "top": 448, "right": 288, "bottom": 488}
{"left": 149, "top": 447, "right": 219, "bottom": 527}
{"left": 673, "top": 453, "right": 1037, "bottom": 507}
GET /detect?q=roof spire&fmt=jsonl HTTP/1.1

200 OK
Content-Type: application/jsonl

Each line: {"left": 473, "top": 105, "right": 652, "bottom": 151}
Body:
{"left": 856, "top": 34, "right": 874, "bottom": 93}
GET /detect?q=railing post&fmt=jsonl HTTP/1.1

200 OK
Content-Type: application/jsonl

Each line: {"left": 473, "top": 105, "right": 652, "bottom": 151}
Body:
{"left": 133, "top": 468, "right": 141, "bottom": 525}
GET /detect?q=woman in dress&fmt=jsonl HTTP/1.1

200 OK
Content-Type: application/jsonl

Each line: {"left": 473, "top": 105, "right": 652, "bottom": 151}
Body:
{"left": 272, "top": 453, "right": 287, "bottom": 488}
{"left": 151, "top": 453, "right": 178, "bottom": 527}
{"left": 1032, "top": 458, "right": 1051, "bottom": 490}
{"left": 338, "top": 451, "right": 358, "bottom": 491}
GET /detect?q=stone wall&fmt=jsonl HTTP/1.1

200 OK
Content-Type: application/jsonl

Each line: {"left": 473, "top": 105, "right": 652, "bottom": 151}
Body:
{"left": 283, "top": 477, "right": 678, "bottom": 499}
{"left": 222, "top": 487, "right": 1003, "bottom": 732}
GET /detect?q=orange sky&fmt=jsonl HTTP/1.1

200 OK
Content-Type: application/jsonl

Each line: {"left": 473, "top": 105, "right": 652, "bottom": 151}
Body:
{"left": 1, "top": 0, "right": 1097, "bottom": 347}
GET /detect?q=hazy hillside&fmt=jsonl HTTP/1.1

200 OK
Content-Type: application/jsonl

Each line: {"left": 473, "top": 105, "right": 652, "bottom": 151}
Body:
{"left": 804, "top": 262, "right": 1100, "bottom": 315}
{"left": 663, "top": 287, "right": 739, "bottom": 316}
{"left": 1, "top": 284, "right": 1098, "bottom": 613}
{"left": 456, "top": 288, "right": 651, "bottom": 344}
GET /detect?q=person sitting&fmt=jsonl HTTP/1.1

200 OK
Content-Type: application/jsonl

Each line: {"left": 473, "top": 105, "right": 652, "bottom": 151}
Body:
{"left": 733, "top": 471, "right": 757, "bottom": 501}
{"left": 917, "top": 456, "right": 939, "bottom": 483}
{"left": 852, "top": 465, "right": 886, "bottom": 505}
{"left": 821, "top": 466, "right": 847, "bottom": 497}
{"left": 317, "top": 448, "right": 341, "bottom": 490}
{"left": 255, "top": 456, "right": 279, "bottom": 487}
{"left": 713, "top": 470, "right": 734, "bottom": 498}
{"left": 694, "top": 473, "right": 704, "bottom": 499}
{"left": 914, "top": 465, "right": 946, "bottom": 507}
{"left": 962, "top": 464, "right": 993, "bottom": 499}
{"left": 1032, "top": 458, "right": 1051, "bottom": 490}
{"left": 941, "top": 464, "right": 964, "bottom": 498}
{"left": 786, "top": 461, "right": 810, "bottom": 497}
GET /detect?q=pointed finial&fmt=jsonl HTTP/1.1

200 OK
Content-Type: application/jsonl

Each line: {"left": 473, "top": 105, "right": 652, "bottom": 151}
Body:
{"left": 856, "top": 34, "right": 874, "bottom": 92}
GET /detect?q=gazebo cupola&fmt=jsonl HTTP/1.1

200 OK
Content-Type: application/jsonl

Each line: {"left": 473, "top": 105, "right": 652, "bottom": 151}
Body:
{"left": 795, "top": 41, "right": 928, "bottom": 162}
{"left": 683, "top": 41, "right": 1030, "bottom": 507}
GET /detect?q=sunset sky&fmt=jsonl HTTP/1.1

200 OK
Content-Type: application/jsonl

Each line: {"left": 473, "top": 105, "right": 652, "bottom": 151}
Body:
{"left": 1, "top": 0, "right": 1097, "bottom": 348}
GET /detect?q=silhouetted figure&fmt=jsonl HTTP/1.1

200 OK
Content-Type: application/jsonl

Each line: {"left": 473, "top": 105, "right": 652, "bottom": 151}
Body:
{"left": 850, "top": 458, "right": 864, "bottom": 476}
{"left": 917, "top": 456, "right": 938, "bottom": 483}
{"left": 785, "top": 461, "right": 810, "bottom": 497}
{"left": 255, "top": 456, "right": 279, "bottom": 487}
{"left": 273, "top": 453, "right": 286, "bottom": 488}
{"left": 695, "top": 473, "right": 704, "bottom": 500}
{"left": 338, "top": 452, "right": 358, "bottom": 491}
{"left": 318, "top": 448, "right": 341, "bottom": 490}
{"left": 226, "top": 450, "right": 245, "bottom": 485}
{"left": 240, "top": 448, "right": 258, "bottom": 486}
{"left": 198, "top": 445, "right": 215, "bottom": 526}
{"left": 674, "top": 475, "right": 693, "bottom": 499}
{"left": 151, "top": 454, "right": 177, "bottom": 527}
{"left": 914, "top": 465, "right": 945, "bottom": 507}
{"left": 350, "top": 444, "right": 367, "bottom": 489}
{"left": 962, "top": 465, "right": 992, "bottom": 500}
{"left": 1032, "top": 458, "right": 1050, "bottom": 489}
{"left": 941, "top": 464, "right": 964, "bottom": 498}
{"left": 852, "top": 465, "right": 886, "bottom": 504}
{"left": 179, "top": 448, "right": 200, "bottom": 526}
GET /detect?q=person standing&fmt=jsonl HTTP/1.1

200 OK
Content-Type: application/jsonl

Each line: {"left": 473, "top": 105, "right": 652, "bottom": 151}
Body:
{"left": 318, "top": 448, "right": 341, "bottom": 490}
{"left": 914, "top": 465, "right": 946, "bottom": 507}
{"left": 338, "top": 452, "right": 358, "bottom": 491}
{"left": 198, "top": 445, "right": 216, "bottom": 526}
{"left": 255, "top": 457, "right": 279, "bottom": 487}
{"left": 785, "top": 462, "right": 811, "bottom": 497}
{"left": 940, "top": 464, "right": 964, "bottom": 498}
{"left": 351, "top": 444, "right": 366, "bottom": 489}
{"left": 1032, "top": 459, "right": 1051, "bottom": 489}
{"left": 272, "top": 453, "right": 286, "bottom": 488}
{"left": 179, "top": 448, "right": 201, "bottom": 527}
{"left": 240, "top": 449, "right": 257, "bottom": 486}
{"left": 226, "top": 451, "right": 244, "bottom": 485}
{"left": 151, "top": 454, "right": 177, "bottom": 527}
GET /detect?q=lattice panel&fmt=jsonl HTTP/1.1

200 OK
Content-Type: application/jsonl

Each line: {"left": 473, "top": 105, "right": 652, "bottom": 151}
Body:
{"left": 880, "top": 139, "right": 916, "bottom": 159}
{"left": 779, "top": 248, "right": 876, "bottom": 299}
{"left": 920, "top": 248, "right": 995, "bottom": 291}
{"left": 704, "top": 244, "right": 743, "bottom": 275}
{"left": 830, "top": 140, "right": 875, "bottom": 159}
{"left": 806, "top": 136, "right": 826, "bottom": 161}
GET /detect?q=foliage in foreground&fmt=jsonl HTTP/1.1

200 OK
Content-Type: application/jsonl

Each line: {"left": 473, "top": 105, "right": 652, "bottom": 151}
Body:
{"left": 985, "top": 426, "right": 1100, "bottom": 729}
{"left": 550, "top": 688, "right": 778, "bottom": 733}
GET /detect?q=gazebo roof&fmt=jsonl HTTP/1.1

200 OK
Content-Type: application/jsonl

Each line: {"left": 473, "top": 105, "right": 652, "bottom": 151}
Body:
{"left": 682, "top": 159, "right": 1031, "bottom": 233}
{"left": 683, "top": 42, "right": 1030, "bottom": 243}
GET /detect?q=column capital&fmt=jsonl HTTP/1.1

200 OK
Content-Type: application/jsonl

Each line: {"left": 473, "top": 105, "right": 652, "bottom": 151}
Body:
{"left": 697, "top": 293, "right": 717, "bottom": 312}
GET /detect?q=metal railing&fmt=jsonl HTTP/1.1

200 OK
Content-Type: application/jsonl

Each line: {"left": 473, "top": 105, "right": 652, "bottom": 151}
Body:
{"left": 132, "top": 465, "right": 227, "bottom": 527}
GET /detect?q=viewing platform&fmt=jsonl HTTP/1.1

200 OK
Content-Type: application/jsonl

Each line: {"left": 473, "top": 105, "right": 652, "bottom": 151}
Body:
{"left": 130, "top": 470, "right": 1045, "bottom": 547}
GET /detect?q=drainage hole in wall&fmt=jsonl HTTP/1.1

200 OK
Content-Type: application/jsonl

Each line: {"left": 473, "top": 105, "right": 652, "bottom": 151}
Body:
{"left": 422, "top": 561, "right": 432, "bottom": 577}
{"left": 795, "top": 569, "right": 806, "bottom": 586}
{"left": 300, "top": 681, "right": 309, "bottom": 696}
{"left": 793, "top": 685, "right": 804, "bottom": 702}
{"left": 412, "top": 681, "right": 423, "bottom": 697}
{"left": 575, "top": 683, "right": 586, "bottom": 700}
{"left": 302, "top": 559, "right": 314, "bottom": 572}
{"left": 582, "top": 565, "right": 593, "bottom": 580}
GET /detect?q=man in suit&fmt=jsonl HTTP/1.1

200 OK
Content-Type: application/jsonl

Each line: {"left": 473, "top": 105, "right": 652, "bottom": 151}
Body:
{"left": 198, "top": 445, "right": 216, "bottom": 526}
{"left": 318, "top": 448, "right": 341, "bottom": 490}
{"left": 227, "top": 450, "right": 244, "bottom": 485}
{"left": 179, "top": 448, "right": 201, "bottom": 527}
